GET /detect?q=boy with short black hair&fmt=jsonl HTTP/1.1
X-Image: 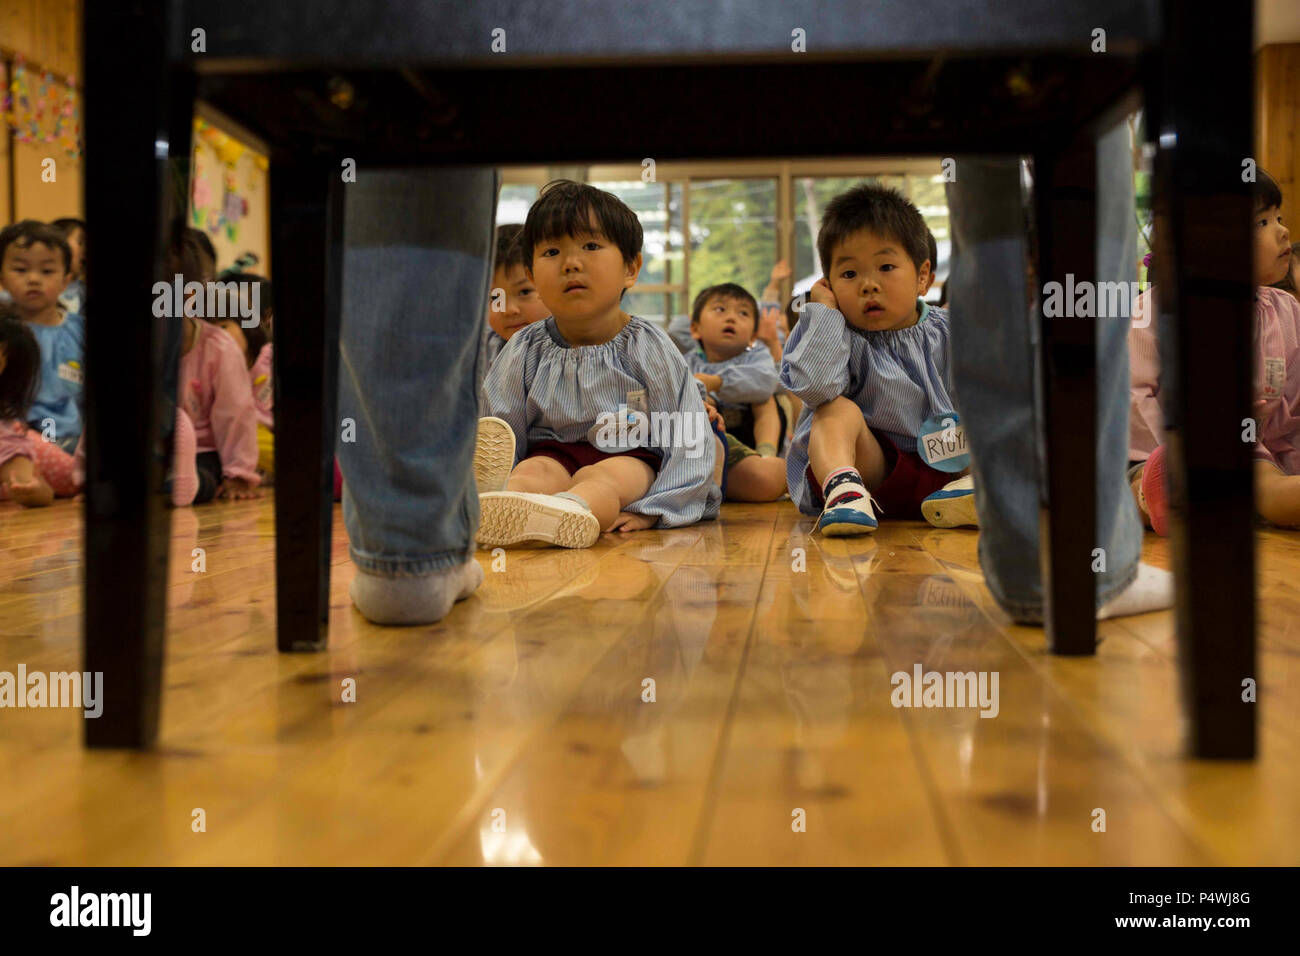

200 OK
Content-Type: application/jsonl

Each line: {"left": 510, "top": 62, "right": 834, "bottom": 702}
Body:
{"left": 781, "top": 184, "right": 976, "bottom": 535}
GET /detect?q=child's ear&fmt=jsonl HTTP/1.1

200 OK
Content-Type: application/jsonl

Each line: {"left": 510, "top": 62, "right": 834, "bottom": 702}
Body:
{"left": 916, "top": 260, "right": 933, "bottom": 294}
{"left": 624, "top": 252, "right": 643, "bottom": 289}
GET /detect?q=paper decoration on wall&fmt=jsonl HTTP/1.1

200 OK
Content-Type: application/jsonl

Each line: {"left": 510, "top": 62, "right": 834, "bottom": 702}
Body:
{"left": 190, "top": 119, "right": 261, "bottom": 243}
{"left": 2, "top": 57, "right": 83, "bottom": 158}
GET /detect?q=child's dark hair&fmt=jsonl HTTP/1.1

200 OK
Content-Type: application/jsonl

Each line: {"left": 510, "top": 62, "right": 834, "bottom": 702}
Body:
{"left": 1252, "top": 168, "right": 1284, "bottom": 214}
{"left": 690, "top": 283, "right": 760, "bottom": 333}
{"left": 0, "top": 220, "right": 73, "bottom": 273}
{"left": 0, "top": 305, "right": 40, "bottom": 421}
{"left": 818, "top": 183, "right": 930, "bottom": 277}
{"left": 51, "top": 217, "right": 86, "bottom": 238}
{"left": 215, "top": 271, "right": 273, "bottom": 363}
{"left": 493, "top": 224, "right": 528, "bottom": 273}
{"left": 167, "top": 220, "right": 210, "bottom": 281}
{"left": 189, "top": 228, "right": 217, "bottom": 271}
{"left": 521, "top": 180, "right": 642, "bottom": 299}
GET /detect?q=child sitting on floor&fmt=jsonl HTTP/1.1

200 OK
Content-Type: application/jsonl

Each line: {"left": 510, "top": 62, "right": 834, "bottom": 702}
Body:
{"left": 477, "top": 179, "right": 720, "bottom": 548}
{"left": 1131, "top": 169, "right": 1299, "bottom": 531}
{"left": 0, "top": 308, "right": 53, "bottom": 507}
{"left": 171, "top": 230, "right": 262, "bottom": 504}
{"left": 686, "top": 283, "right": 788, "bottom": 501}
{"left": 215, "top": 272, "right": 275, "bottom": 484}
{"left": 781, "top": 183, "right": 976, "bottom": 535}
{"left": 0, "top": 220, "right": 85, "bottom": 497}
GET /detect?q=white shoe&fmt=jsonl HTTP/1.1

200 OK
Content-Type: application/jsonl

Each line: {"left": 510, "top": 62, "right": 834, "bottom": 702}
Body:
{"left": 474, "top": 417, "right": 516, "bottom": 493}
{"left": 922, "top": 475, "right": 979, "bottom": 528}
{"left": 477, "top": 492, "right": 601, "bottom": 549}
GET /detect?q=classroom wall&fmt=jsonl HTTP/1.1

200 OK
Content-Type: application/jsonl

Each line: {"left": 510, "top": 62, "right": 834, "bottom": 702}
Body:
{"left": 1, "top": 0, "right": 83, "bottom": 224}
{"left": 189, "top": 118, "right": 271, "bottom": 276}
{"left": 1255, "top": 43, "right": 1299, "bottom": 229}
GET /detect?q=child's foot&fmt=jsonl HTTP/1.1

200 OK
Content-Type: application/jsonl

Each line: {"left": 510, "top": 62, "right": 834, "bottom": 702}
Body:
{"left": 1140, "top": 445, "right": 1169, "bottom": 537}
{"left": 7, "top": 477, "right": 53, "bottom": 507}
{"left": 1096, "top": 562, "right": 1174, "bottom": 620}
{"left": 474, "top": 417, "right": 516, "bottom": 493}
{"left": 350, "top": 557, "right": 484, "bottom": 626}
{"left": 816, "top": 468, "right": 879, "bottom": 536}
{"left": 477, "top": 491, "right": 601, "bottom": 549}
{"left": 922, "top": 474, "right": 978, "bottom": 528}
{"left": 170, "top": 406, "right": 198, "bottom": 507}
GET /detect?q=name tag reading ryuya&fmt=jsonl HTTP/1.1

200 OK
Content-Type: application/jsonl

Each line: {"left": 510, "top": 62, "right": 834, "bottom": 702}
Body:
{"left": 916, "top": 413, "right": 970, "bottom": 473}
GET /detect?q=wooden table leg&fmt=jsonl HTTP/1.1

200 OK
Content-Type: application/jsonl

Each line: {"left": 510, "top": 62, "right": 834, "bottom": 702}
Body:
{"left": 82, "top": 1, "right": 187, "bottom": 747}
{"left": 1153, "top": 0, "right": 1256, "bottom": 758}
{"left": 1034, "top": 135, "right": 1098, "bottom": 655}
{"left": 269, "top": 164, "right": 344, "bottom": 652}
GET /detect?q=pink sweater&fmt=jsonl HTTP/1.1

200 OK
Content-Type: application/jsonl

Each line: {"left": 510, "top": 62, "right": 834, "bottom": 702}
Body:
{"left": 1129, "top": 286, "right": 1300, "bottom": 474}
{"left": 179, "top": 318, "right": 261, "bottom": 485}
{"left": 250, "top": 342, "right": 273, "bottom": 429}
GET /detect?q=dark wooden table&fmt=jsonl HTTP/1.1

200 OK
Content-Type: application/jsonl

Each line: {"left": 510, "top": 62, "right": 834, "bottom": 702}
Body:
{"left": 79, "top": 0, "right": 1257, "bottom": 759}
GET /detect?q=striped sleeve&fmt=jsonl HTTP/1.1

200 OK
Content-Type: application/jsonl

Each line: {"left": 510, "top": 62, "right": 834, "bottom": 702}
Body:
{"left": 483, "top": 328, "right": 533, "bottom": 464}
{"left": 779, "top": 302, "right": 851, "bottom": 407}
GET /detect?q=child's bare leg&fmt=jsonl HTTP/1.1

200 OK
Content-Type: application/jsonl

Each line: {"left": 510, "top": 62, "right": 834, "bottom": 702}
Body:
{"left": 568, "top": 455, "right": 656, "bottom": 531}
{"left": 807, "top": 396, "right": 887, "bottom": 490}
{"left": 751, "top": 397, "right": 780, "bottom": 455}
{"left": 1255, "top": 460, "right": 1300, "bottom": 527}
{"left": 506, "top": 455, "right": 571, "bottom": 495}
{"left": 713, "top": 435, "right": 726, "bottom": 489}
{"left": 727, "top": 455, "right": 788, "bottom": 501}
{"left": 0, "top": 456, "right": 54, "bottom": 508}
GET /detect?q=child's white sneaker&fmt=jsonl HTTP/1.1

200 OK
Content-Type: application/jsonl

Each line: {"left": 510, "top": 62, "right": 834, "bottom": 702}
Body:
{"left": 477, "top": 491, "right": 601, "bottom": 549}
{"left": 922, "top": 475, "right": 979, "bottom": 528}
{"left": 473, "top": 417, "right": 515, "bottom": 493}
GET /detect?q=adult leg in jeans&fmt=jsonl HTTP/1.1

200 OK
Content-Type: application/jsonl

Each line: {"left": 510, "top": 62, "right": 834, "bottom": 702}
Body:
{"left": 339, "top": 167, "right": 499, "bottom": 625}
{"left": 946, "top": 122, "right": 1168, "bottom": 622}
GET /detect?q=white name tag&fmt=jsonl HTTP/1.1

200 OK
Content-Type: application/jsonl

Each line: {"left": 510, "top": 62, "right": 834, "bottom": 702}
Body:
{"left": 57, "top": 361, "right": 83, "bottom": 386}
{"left": 1263, "top": 357, "right": 1286, "bottom": 397}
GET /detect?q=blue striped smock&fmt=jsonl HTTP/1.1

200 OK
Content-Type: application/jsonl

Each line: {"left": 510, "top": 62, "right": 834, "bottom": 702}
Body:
{"left": 780, "top": 300, "right": 955, "bottom": 515}
{"left": 484, "top": 315, "right": 721, "bottom": 528}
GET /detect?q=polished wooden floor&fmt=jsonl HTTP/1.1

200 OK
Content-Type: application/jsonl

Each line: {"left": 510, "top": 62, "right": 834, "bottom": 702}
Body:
{"left": 0, "top": 496, "right": 1297, "bottom": 865}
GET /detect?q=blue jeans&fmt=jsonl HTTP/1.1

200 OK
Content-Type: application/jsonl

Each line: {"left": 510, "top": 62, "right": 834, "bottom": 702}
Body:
{"left": 946, "top": 121, "right": 1141, "bottom": 621}
{"left": 337, "top": 167, "right": 500, "bottom": 576}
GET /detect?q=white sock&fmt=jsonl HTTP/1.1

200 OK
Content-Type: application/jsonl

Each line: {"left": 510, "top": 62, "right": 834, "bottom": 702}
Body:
{"left": 1096, "top": 562, "right": 1174, "bottom": 620}
{"left": 350, "top": 558, "right": 484, "bottom": 626}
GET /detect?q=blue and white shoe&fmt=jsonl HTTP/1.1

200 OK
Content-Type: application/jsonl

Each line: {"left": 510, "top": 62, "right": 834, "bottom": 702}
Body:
{"left": 817, "top": 490, "right": 879, "bottom": 536}
{"left": 922, "top": 475, "right": 978, "bottom": 528}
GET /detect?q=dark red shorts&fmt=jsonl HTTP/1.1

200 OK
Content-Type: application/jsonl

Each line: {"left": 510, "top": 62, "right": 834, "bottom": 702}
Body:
{"left": 806, "top": 427, "right": 951, "bottom": 520}
{"left": 526, "top": 439, "right": 662, "bottom": 477}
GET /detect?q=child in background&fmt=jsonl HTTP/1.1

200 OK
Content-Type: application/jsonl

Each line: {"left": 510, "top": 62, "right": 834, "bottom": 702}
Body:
{"left": 781, "top": 184, "right": 976, "bottom": 535}
{"left": 0, "top": 309, "right": 53, "bottom": 507}
{"left": 1131, "top": 169, "right": 1299, "bottom": 531}
{"left": 215, "top": 272, "right": 275, "bottom": 484}
{"left": 52, "top": 218, "right": 87, "bottom": 316}
{"left": 483, "top": 224, "right": 551, "bottom": 370}
{"left": 0, "top": 221, "right": 84, "bottom": 497}
{"left": 479, "top": 179, "right": 720, "bottom": 548}
{"left": 687, "top": 283, "right": 788, "bottom": 501}
{"left": 172, "top": 230, "right": 261, "bottom": 503}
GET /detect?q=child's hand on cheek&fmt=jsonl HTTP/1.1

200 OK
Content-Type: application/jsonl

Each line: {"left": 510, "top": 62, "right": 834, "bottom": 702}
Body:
{"left": 809, "top": 278, "right": 840, "bottom": 311}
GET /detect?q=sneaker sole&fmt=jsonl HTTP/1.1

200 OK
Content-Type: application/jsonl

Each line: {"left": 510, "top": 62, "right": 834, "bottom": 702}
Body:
{"left": 818, "top": 505, "right": 878, "bottom": 536}
{"left": 923, "top": 490, "right": 978, "bottom": 528}
{"left": 477, "top": 494, "right": 601, "bottom": 549}
{"left": 474, "top": 417, "right": 515, "bottom": 494}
